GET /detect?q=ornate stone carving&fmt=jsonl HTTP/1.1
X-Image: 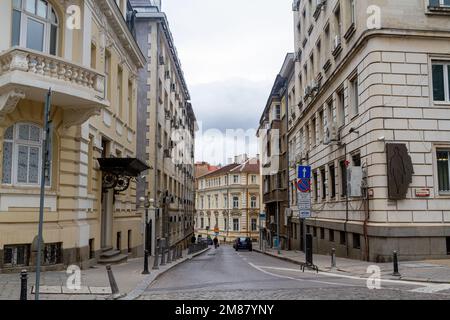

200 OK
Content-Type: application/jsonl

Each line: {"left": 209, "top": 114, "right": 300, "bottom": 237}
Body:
{"left": 0, "top": 89, "right": 25, "bottom": 122}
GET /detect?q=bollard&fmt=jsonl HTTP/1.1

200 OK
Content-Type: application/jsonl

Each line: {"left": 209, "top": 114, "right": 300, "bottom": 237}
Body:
{"left": 20, "top": 270, "right": 28, "bottom": 301}
{"left": 160, "top": 245, "right": 166, "bottom": 266}
{"left": 152, "top": 243, "right": 160, "bottom": 270}
{"left": 106, "top": 265, "right": 121, "bottom": 299}
{"left": 142, "top": 250, "right": 150, "bottom": 275}
{"left": 172, "top": 246, "right": 177, "bottom": 261}
{"left": 167, "top": 245, "right": 172, "bottom": 264}
{"left": 331, "top": 248, "right": 336, "bottom": 269}
{"left": 392, "top": 251, "right": 401, "bottom": 276}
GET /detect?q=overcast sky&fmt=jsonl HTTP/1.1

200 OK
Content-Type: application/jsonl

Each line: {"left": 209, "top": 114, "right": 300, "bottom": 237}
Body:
{"left": 163, "top": 0, "right": 294, "bottom": 165}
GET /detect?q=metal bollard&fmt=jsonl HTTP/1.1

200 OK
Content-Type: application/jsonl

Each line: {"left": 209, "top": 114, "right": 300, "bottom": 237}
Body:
{"left": 172, "top": 246, "right": 177, "bottom": 261}
{"left": 331, "top": 248, "right": 336, "bottom": 269}
{"left": 167, "top": 245, "right": 172, "bottom": 263}
{"left": 106, "top": 265, "right": 121, "bottom": 298}
{"left": 152, "top": 244, "right": 160, "bottom": 270}
{"left": 142, "top": 250, "right": 150, "bottom": 275}
{"left": 392, "top": 251, "right": 401, "bottom": 276}
{"left": 160, "top": 244, "right": 166, "bottom": 266}
{"left": 20, "top": 270, "right": 28, "bottom": 301}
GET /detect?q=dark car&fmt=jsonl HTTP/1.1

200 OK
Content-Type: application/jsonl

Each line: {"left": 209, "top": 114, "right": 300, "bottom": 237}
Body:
{"left": 207, "top": 237, "right": 213, "bottom": 245}
{"left": 234, "top": 237, "right": 252, "bottom": 251}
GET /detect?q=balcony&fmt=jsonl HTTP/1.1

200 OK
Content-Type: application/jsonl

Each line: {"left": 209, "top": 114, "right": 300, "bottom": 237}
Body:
{"left": 263, "top": 189, "right": 288, "bottom": 204}
{"left": 0, "top": 48, "right": 107, "bottom": 126}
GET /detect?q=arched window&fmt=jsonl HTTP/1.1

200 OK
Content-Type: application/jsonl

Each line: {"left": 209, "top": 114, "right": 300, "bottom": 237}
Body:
{"left": 12, "top": 0, "right": 60, "bottom": 55}
{"left": 2, "top": 123, "right": 51, "bottom": 186}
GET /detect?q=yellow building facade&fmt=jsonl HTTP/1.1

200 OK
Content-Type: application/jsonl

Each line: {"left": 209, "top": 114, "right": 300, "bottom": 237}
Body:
{"left": 0, "top": 0, "right": 146, "bottom": 272}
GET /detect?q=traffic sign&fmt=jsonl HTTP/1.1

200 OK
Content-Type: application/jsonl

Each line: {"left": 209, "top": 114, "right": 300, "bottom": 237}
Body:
{"left": 296, "top": 179, "right": 311, "bottom": 193}
{"left": 297, "top": 192, "right": 311, "bottom": 210}
{"left": 298, "top": 166, "right": 311, "bottom": 179}
{"left": 259, "top": 212, "right": 266, "bottom": 220}
{"left": 214, "top": 227, "right": 219, "bottom": 233}
{"left": 299, "top": 210, "right": 311, "bottom": 219}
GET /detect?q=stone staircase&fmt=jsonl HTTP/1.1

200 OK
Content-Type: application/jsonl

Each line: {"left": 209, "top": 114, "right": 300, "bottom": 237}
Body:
{"left": 98, "top": 247, "right": 128, "bottom": 265}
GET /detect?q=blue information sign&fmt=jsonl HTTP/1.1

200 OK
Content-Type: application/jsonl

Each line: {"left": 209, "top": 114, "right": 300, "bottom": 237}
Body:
{"left": 298, "top": 166, "right": 311, "bottom": 179}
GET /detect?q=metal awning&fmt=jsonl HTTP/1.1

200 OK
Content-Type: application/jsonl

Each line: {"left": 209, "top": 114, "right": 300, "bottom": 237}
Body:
{"left": 97, "top": 158, "right": 150, "bottom": 193}
{"left": 97, "top": 158, "right": 150, "bottom": 176}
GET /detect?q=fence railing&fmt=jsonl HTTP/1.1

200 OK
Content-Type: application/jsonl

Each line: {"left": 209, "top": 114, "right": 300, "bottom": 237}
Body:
{"left": 188, "top": 242, "right": 208, "bottom": 254}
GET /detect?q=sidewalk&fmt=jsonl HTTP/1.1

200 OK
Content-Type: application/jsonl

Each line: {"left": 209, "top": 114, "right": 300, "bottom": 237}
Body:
{"left": 0, "top": 247, "right": 210, "bottom": 300}
{"left": 254, "top": 245, "right": 450, "bottom": 284}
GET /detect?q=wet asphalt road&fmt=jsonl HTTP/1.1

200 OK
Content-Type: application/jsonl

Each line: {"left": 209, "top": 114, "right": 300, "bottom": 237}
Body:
{"left": 140, "top": 245, "right": 450, "bottom": 300}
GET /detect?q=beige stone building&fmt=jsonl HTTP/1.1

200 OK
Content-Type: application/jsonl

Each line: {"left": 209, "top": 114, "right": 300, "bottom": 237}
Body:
{"left": 286, "top": 0, "right": 450, "bottom": 261}
{"left": 195, "top": 156, "right": 261, "bottom": 243}
{"left": 131, "top": 0, "right": 197, "bottom": 255}
{"left": 0, "top": 0, "right": 146, "bottom": 271}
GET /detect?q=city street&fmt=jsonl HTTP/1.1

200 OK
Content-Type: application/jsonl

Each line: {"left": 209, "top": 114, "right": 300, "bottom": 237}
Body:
{"left": 140, "top": 245, "right": 450, "bottom": 300}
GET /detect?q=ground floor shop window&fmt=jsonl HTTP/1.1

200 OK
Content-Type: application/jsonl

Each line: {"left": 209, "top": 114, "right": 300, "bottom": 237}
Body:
{"left": 4, "top": 244, "right": 30, "bottom": 267}
{"left": 353, "top": 233, "right": 361, "bottom": 249}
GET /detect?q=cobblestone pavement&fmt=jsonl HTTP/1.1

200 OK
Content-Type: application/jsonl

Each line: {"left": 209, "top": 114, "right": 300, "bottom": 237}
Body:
{"left": 140, "top": 246, "right": 450, "bottom": 300}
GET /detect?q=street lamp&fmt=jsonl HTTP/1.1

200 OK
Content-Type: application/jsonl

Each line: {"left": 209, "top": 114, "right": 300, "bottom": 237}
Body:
{"left": 140, "top": 196, "right": 153, "bottom": 275}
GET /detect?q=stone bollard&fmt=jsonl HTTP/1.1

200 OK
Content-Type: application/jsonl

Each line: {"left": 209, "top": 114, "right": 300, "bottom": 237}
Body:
{"left": 331, "top": 248, "right": 336, "bottom": 269}
{"left": 106, "top": 265, "right": 122, "bottom": 299}
{"left": 392, "top": 251, "right": 401, "bottom": 276}
{"left": 20, "top": 270, "right": 28, "bottom": 301}
{"left": 142, "top": 249, "right": 150, "bottom": 275}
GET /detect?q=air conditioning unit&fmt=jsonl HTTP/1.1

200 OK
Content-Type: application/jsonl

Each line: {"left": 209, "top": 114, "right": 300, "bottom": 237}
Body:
{"left": 333, "top": 35, "right": 341, "bottom": 52}
{"left": 347, "top": 167, "right": 363, "bottom": 197}
{"left": 323, "top": 122, "right": 338, "bottom": 145}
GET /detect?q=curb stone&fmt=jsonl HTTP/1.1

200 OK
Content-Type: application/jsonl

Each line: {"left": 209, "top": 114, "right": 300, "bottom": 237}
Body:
{"left": 254, "top": 248, "right": 450, "bottom": 284}
{"left": 120, "top": 247, "right": 211, "bottom": 300}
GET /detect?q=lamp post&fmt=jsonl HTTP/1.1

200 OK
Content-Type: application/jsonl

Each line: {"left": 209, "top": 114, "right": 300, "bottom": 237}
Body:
{"left": 140, "top": 196, "right": 154, "bottom": 275}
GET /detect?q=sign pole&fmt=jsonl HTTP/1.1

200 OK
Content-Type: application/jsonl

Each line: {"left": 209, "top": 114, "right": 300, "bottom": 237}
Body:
{"left": 35, "top": 88, "right": 52, "bottom": 300}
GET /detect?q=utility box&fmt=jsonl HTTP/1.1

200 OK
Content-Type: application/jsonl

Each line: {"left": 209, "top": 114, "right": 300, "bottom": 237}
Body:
{"left": 347, "top": 167, "right": 363, "bottom": 197}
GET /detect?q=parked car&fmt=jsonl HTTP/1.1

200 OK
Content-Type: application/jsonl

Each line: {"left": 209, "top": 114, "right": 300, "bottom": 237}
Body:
{"left": 234, "top": 237, "right": 252, "bottom": 251}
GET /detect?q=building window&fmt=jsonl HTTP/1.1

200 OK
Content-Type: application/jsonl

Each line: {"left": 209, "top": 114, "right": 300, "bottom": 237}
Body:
{"left": 337, "top": 88, "right": 345, "bottom": 127}
{"left": 233, "top": 218, "right": 239, "bottom": 231}
{"left": 250, "top": 196, "right": 257, "bottom": 208}
{"left": 313, "top": 171, "right": 318, "bottom": 200}
{"left": 233, "top": 196, "right": 239, "bottom": 209}
{"left": 429, "top": 0, "right": 450, "bottom": 8}
{"left": 340, "top": 231, "right": 346, "bottom": 245}
{"left": 233, "top": 175, "right": 239, "bottom": 184}
{"left": 43, "top": 242, "right": 62, "bottom": 265}
{"left": 349, "top": 75, "right": 359, "bottom": 116}
{"left": 208, "top": 196, "right": 211, "bottom": 209}
{"left": 223, "top": 195, "right": 228, "bottom": 208}
{"left": 4, "top": 244, "right": 30, "bottom": 267}
{"left": 2, "top": 123, "right": 51, "bottom": 186}
{"left": 329, "top": 230, "right": 335, "bottom": 242}
{"left": 201, "top": 218, "right": 204, "bottom": 229}
{"left": 215, "top": 194, "right": 219, "bottom": 208}
{"left": 274, "top": 105, "right": 281, "bottom": 120}
{"left": 432, "top": 62, "right": 450, "bottom": 102}
{"left": 352, "top": 153, "right": 361, "bottom": 167}
{"left": 12, "top": 0, "right": 60, "bottom": 55}
{"left": 320, "top": 167, "right": 326, "bottom": 200}
{"left": 339, "top": 160, "right": 348, "bottom": 197}
{"left": 320, "top": 227, "right": 325, "bottom": 240}
{"left": 437, "top": 150, "right": 450, "bottom": 193}
{"left": 353, "top": 233, "right": 361, "bottom": 249}
{"left": 251, "top": 175, "right": 257, "bottom": 184}
{"left": 313, "top": 227, "right": 317, "bottom": 238}
{"left": 329, "top": 164, "right": 336, "bottom": 199}
{"left": 251, "top": 218, "right": 257, "bottom": 232}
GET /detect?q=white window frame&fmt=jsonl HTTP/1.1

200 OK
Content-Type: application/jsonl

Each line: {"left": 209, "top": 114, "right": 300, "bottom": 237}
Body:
{"left": 232, "top": 196, "right": 239, "bottom": 209}
{"left": 2, "top": 123, "right": 50, "bottom": 187}
{"left": 432, "top": 61, "right": 450, "bottom": 103}
{"left": 12, "top": 0, "right": 60, "bottom": 55}
{"left": 250, "top": 196, "right": 257, "bottom": 208}
{"left": 233, "top": 175, "right": 239, "bottom": 184}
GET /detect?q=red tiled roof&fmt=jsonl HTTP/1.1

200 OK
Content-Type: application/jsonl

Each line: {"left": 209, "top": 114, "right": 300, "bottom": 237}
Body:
{"left": 230, "top": 158, "right": 260, "bottom": 174}
{"left": 198, "top": 163, "right": 240, "bottom": 178}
